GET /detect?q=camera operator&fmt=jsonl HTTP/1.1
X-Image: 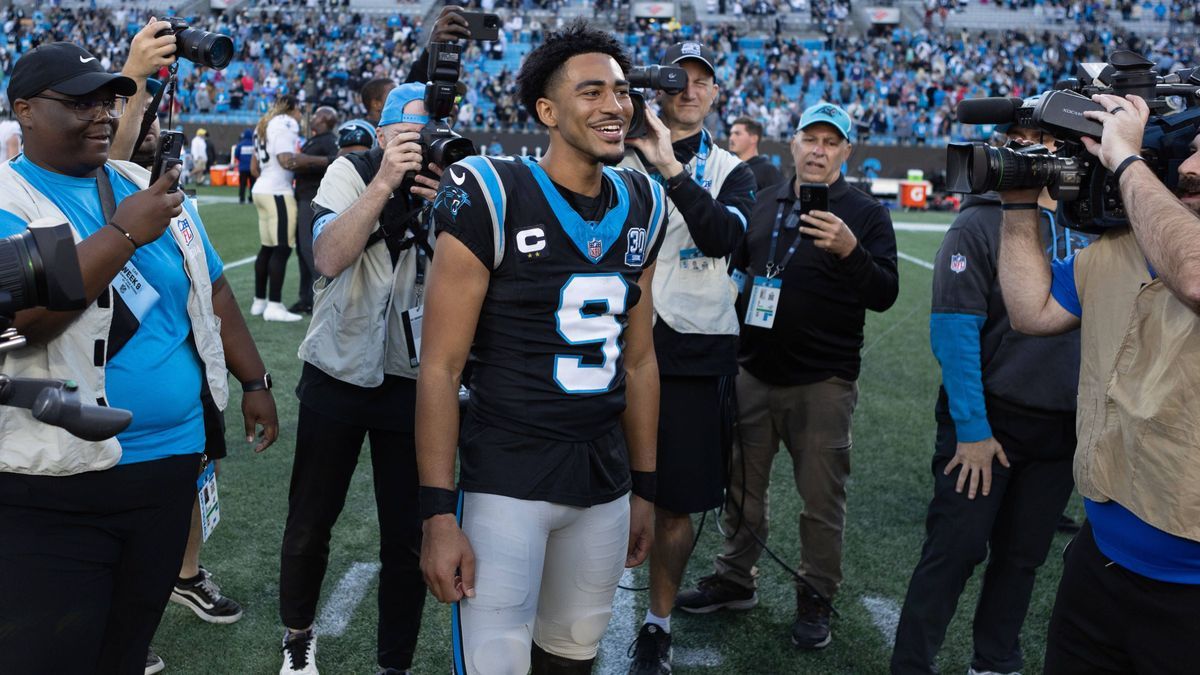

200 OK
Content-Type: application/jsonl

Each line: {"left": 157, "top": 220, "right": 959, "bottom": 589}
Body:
{"left": 619, "top": 41, "right": 757, "bottom": 675}
{"left": 998, "top": 93, "right": 1200, "bottom": 673}
{"left": 679, "top": 102, "right": 898, "bottom": 651}
{"left": 288, "top": 105, "right": 341, "bottom": 315}
{"left": 891, "top": 123, "right": 1089, "bottom": 675}
{"left": 277, "top": 83, "right": 440, "bottom": 675}
{"left": 0, "top": 42, "right": 278, "bottom": 675}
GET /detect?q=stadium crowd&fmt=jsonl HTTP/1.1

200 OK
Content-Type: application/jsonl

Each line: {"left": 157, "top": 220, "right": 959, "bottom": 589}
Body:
{"left": 2, "top": 2, "right": 1196, "bottom": 146}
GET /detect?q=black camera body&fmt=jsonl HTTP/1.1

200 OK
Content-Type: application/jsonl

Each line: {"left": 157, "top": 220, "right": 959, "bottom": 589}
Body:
{"left": 409, "top": 42, "right": 475, "bottom": 182}
{"left": 157, "top": 17, "right": 233, "bottom": 70}
{"left": 627, "top": 65, "right": 688, "bottom": 139}
{"left": 946, "top": 50, "right": 1200, "bottom": 233}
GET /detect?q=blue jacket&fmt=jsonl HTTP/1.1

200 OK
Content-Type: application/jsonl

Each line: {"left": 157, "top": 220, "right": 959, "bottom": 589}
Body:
{"left": 235, "top": 130, "right": 254, "bottom": 172}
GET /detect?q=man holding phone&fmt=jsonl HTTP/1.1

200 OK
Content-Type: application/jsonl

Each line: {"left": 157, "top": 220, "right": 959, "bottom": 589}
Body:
{"left": 678, "top": 102, "right": 898, "bottom": 650}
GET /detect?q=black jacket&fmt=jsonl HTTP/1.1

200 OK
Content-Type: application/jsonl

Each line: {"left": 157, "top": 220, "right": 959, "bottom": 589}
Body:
{"left": 736, "top": 175, "right": 899, "bottom": 385}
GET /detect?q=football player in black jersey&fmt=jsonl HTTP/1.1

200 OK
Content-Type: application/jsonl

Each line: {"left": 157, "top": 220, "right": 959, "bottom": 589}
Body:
{"left": 416, "top": 22, "right": 667, "bottom": 675}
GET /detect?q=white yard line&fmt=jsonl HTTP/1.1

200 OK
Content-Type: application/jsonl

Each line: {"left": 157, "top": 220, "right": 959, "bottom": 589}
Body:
{"left": 225, "top": 255, "right": 257, "bottom": 269}
{"left": 898, "top": 251, "right": 935, "bottom": 270}
{"left": 860, "top": 595, "right": 902, "bottom": 648}
{"left": 314, "top": 562, "right": 381, "bottom": 637}
{"left": 893, "top": 222, "right": 950, "bottom": 232}
{"left": 597, "top": 570, "right": 639, "bottom": 673}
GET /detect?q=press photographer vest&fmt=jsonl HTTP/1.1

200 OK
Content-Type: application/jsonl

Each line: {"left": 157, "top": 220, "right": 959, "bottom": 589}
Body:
{"left": 620, "top": 134, "right": 743, "bottom": 336}
{"left": 0, "top": 160, "right": 226, "bottom": 476}
{"left": 298, "top": 154, "right": 427, "bottom": 386}
{"left": 1074, "top": 228, "right": 1200, "bottom": 541}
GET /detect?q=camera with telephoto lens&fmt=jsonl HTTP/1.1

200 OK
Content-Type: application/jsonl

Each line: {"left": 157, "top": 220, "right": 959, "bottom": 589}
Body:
{"left": 0, "top": 220, "right": 132, "bottom": 441}
{"left": 156, "top": 17, "right": 234, "bottom": 70}
{"left": 626, "top": 65, "right": 689, "bottom": 139}
{"left": 410, "top": 42, "right": 475, "bottom": 181}
{"left": 946, "top": 50, "right": 1200, "bottom": 233}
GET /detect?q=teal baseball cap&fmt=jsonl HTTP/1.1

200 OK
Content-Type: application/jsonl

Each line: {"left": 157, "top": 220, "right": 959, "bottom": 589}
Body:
{"left": 378, "top": 82, "right": 430, "bottom": 127}
{"left": 798, "top": 102, "right": 853, "bottom": 142}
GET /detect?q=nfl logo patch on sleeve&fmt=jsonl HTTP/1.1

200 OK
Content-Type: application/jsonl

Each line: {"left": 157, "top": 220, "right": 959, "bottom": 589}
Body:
{"left": 950, "top": 253, "right": 967, "bottom": 274}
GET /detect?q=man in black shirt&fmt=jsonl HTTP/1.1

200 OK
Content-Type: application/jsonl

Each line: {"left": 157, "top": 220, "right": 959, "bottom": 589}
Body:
{"left": 677, "top": 102, "right": 898, "bottom": 650}
{"left": 728, "top": 116, "right": 783, "bottom": 191}
{"left": 289, "top": 105, "right": 340, "bottom": 313}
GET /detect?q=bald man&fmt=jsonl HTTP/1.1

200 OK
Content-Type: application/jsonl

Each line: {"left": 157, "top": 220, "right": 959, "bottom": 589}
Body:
{"left": 289, "top": 105, "right": 341, "bottom": 313}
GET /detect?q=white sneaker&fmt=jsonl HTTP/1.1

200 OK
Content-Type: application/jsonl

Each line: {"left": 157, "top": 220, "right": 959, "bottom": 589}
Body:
{"left": 280, "top": 630, "right": 318, "bottom": 675}
{"left": 968, "top": 668, "right": 1020, "bottom": 675}
{"left": 250, "top": 297, "right": 268, "bottom": 316}
{"left": 263, "top": 302, "right": 303, "bottom": 322}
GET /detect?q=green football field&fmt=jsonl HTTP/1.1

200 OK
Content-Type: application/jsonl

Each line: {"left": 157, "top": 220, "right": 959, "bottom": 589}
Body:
{"left": 150, "top": 188, "right": 1077, "bottom": 674}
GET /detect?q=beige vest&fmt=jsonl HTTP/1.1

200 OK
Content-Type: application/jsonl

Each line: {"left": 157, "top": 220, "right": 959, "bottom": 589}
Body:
{"left": 0, "top": 160, "right": 227, "bottom": 476}
{"left": 620, "top": 138, "right": 744, "bottom": 336}
{"left": 1074, "top": 228, "right": 1200, "bottom": 541}
{"left": 298, "top": 158, "right": 425, "bottom": 386}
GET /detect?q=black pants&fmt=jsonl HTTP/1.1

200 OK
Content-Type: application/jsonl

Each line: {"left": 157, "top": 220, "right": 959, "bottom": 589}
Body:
{"left": 294, "top": 196, "right": 315, "bottom": 307}
{"left": 279, "top": 403, "right": 425, "bottom": 669}
{"left": 239, "top": 172, "right": 255, "bottom": 203}
{"left": 891, "top": 392, "right": 1075, "bottom": 675}
{"left": 0, "top": 453, "right": 200, "bottom": 675}
{"left": 1044, "top": 521, "right": 1200, "bottom": 674}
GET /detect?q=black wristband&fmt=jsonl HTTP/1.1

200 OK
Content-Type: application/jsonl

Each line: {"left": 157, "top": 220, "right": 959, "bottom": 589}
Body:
{"left": 241, "top": 372, "right": 272, "bottom": 392}
{"left": 419, "top": 486, "right": 458, "bottom": 520}
{"left": 108, "top": 221, "right": 139, "bottom": 249}
{"left": 1001, "top": 203, "right": 1038, "bottom": 211}
{"left": 630, "top": 470, "right": 657, "bottom": 502}
{"left": 1113, "top": 154, "right": 1146, "bottom": 183}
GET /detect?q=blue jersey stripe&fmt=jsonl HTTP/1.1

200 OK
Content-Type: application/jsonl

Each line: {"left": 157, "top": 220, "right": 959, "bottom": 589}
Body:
{"left": 459, "top": 156, "right": 507, "bottom": 268}
{"left": 451, "top": 489, "right": 467, "bottom": 674}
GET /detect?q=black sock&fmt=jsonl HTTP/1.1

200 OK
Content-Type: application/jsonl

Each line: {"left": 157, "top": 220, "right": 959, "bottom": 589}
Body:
{"left": 254, "top": 245, "right": 272, "bottom": 298}
{"left": 178, "top": 572, "right": 203, "bottom": 585}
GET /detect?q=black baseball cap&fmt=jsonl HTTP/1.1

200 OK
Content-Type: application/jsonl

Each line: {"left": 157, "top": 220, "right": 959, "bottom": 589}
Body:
{"left": 6, "top": 42, "right": 137, "bottom": 103}
{"left": 660, "top": 42, "right": 717, "bottom": 77}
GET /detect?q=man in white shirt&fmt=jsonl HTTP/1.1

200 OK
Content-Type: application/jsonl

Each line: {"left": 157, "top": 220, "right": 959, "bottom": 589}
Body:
{"left": 0, "top": 117, "right": 22, "bottom": 161}
{"left": 190, "top": 128, "right": 209, "bottom": 184}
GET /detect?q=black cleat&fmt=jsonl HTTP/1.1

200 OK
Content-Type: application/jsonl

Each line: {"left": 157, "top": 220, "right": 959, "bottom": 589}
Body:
{"left": 627, "top": 623, "right": 672, "bottom": 674}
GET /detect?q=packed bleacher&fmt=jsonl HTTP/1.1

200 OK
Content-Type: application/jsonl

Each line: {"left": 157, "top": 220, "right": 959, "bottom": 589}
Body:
{"left": 1, "top": 0, "right": 1197, "bottom": 146}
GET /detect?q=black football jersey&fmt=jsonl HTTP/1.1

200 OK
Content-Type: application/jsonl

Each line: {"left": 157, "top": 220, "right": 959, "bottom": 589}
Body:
{"left": 433, "top": 155, "right": 667, "bottom": 444}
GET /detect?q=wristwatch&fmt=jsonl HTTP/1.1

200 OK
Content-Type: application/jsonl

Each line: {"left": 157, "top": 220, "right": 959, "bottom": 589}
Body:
{"left": 241, "top": 372, "right": 273, "bottom": 393}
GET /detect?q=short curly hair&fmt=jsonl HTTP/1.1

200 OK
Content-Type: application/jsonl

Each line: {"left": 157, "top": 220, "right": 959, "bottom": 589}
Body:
{"left": 516, "top": 21, "right": 632, "bottom": 128}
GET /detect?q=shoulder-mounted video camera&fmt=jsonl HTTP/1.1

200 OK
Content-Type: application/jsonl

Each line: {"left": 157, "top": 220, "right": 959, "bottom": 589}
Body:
{"left": 946, "top": 50, "right": 1200, "bottom": 234}
{"left": 626, "top": 65, "right": 688, "bottom": 139}
{"left": 0, "top": 220, "right": 132, "bottom": 441}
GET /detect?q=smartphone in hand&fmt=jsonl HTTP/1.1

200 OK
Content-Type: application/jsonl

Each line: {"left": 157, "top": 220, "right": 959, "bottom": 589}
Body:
{"left": 149, "top": 130, "right": 185, "bottom": 193}
{"left": 461, "top": 11, "right": 501, "bottom": 41}
{"left": 797, "top": 183, "right": 829, "bottom": 239}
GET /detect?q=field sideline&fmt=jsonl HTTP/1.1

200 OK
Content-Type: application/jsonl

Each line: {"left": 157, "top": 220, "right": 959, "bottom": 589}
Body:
{"left": 148, "top": 186, "right": 1077, "bottom": 674}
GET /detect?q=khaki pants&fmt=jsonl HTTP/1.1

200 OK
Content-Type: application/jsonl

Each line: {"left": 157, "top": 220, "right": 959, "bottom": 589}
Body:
{"left": 713, "top": 368, "right": 858, "bottom": 599}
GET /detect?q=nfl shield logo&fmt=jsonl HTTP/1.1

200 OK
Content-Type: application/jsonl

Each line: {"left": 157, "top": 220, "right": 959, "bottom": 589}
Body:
{"left": 950, "top": 253, "right": 967, "bottom": 274}
{"left": 178, "top": 217, "right": 194, "bottom": 246}
{"left": 588, "top": 238, "right": 603, "bottom": 260}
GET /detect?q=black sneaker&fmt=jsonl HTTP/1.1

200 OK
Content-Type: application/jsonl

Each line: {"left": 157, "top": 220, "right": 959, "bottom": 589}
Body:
{"left": 375, "top": 669, "right": 412, "bottom": 675}
{"left": 627, "top": 623, "right": 672, "bottom": 674}
{"left": 288, "top": 301, "right": 313, "bottom": 314}
{"left": 171, "top": 567, "right": 244, "bottom": 624}
{"left": 791, "top": 588, "right": 832, "bottom": 650}
{"left": 280, "top": 630, "right": 318, "bottom": 675}
{"left": 145, "top": 649, "right": 164, "bottom": 675}
{"left": 675, "top": 574, "right": 759, "bottom": 614}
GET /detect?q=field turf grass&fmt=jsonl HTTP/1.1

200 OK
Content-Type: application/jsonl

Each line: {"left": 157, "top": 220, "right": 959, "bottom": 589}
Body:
{"left": 150, "top": 187, "right": 1077, "bottom": 674}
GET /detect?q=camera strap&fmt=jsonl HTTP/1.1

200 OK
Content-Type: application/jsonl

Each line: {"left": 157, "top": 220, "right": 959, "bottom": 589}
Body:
{"left": 96, "top": 169, "right": 144, "bottom": 360}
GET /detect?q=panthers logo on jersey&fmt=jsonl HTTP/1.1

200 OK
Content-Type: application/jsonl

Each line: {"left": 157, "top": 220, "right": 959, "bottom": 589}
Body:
{"left": 434, "top": 185, "right": 472, "bottom": 220}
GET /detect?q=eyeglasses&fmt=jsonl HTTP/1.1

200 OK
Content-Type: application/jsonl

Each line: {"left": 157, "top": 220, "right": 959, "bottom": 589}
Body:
{"left": 32, "top": 94, "right": 128, "bottom": 121}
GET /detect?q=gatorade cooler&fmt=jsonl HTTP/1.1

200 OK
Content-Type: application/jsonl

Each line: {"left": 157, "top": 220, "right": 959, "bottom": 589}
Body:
{"left": 226, "top": 167, "right": 239, "bottom": 185}
{"left": 900, "top": 181, "right": 928, "bottom": 209}
{"left": 209, "top": 165, "right": 228, "bottom": 186}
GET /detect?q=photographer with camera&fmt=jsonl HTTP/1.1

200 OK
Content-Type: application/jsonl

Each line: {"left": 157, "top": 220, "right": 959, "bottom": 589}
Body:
{"left": 679, "top": 102, "right": 898, "bottom": 652}
{"left": 618, "top": 42, "right": 757, "bottom": 675}
{"left": 891, "top": 121, "right": 1089, "bottom": 675}
{"left": 0, "top": 42, "right": 278, "bottom": 675}
{"left": 276, "top": 83, "right": 442, "bottom": 675}
{"left": 998, "top": 92, "right": 1200, "bottom": 673}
